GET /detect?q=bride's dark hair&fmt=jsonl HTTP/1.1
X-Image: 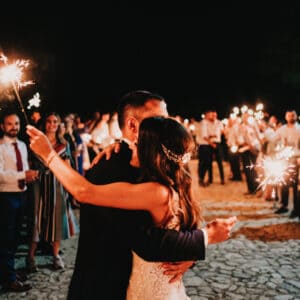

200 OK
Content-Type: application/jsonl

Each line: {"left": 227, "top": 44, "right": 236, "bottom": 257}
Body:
{"left": 137, "top": 116, "right": 202, "bottom": 229}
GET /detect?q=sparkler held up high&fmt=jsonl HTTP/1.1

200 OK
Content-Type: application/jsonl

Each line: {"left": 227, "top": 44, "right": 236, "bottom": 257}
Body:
{"left": 0, "top": 51, "right": 34, "bottom": 124}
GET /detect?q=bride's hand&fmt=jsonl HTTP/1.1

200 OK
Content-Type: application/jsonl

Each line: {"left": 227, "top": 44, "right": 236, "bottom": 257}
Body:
{"left": 90, "top": 141, "right": 121, "bottom": 167}
{"left": 26, "top": 125, "right": 54, "bottom": 162}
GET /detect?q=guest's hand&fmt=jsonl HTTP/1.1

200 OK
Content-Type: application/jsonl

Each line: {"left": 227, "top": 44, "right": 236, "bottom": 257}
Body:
{"left": 90, "top": 142, "right": 121, "bottom": 167}
{"left": 25, "top": 170, "right": 39, "bottom": 182}
{"left": 26, "top": 125, "right": 54, "bottom": 162}
{"left": 160, "top": 261, "right": 195, "bottom": 283}
{"left": 205, "top": 216, "right": 237, "bottom": 244}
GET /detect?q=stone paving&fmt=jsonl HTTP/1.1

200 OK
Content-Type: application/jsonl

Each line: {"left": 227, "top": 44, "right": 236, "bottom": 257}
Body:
{"left": 184, "top": 225, "right": 300, "bottom": 300}
{"left": 0, "top": 161, "right": 299, "bottom": 299}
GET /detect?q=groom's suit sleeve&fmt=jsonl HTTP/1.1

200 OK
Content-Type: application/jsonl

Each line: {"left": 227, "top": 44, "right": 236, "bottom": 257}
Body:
{"left": 131, "top": 225, "right": 206, "bottom": 262}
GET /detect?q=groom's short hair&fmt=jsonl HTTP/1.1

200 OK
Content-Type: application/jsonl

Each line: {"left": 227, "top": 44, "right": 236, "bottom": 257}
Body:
{"left": 117, "top": 90, "right": 165, "bottom": 129}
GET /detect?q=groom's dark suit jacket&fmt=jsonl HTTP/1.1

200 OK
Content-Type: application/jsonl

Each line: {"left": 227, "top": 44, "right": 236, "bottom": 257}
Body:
{"left": 67, "top": 142, "right": 205, "bottom": 300}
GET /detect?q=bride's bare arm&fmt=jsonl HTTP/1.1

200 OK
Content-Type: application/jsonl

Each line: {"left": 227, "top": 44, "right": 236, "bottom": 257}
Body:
{"left": 27, "top": 125, "right": 169, "bottom": 215}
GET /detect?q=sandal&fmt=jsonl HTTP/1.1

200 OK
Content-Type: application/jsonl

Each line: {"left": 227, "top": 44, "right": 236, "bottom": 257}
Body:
{"left": 53, "top": 255, "right": 64, "bottom": 270}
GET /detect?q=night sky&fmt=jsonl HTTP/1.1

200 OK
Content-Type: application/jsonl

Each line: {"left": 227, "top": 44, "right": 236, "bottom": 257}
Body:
{"left": 1, "top": 4, "right": 300, "bottom": 121}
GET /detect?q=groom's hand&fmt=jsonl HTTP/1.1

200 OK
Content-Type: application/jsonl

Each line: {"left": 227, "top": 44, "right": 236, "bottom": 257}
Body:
{"left": 205, "top": 216, "right": 237, "bottom": 244}
{"left": 160, "top": 261, "right": 195, "bottom": 283}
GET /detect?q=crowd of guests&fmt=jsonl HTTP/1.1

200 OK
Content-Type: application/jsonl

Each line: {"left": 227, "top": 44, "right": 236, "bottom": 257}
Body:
{"left": 0, "top": 101, "right": 299, "bottom": 294}
{"left": 189, "top": 108, "right": 300, "bottom": 220}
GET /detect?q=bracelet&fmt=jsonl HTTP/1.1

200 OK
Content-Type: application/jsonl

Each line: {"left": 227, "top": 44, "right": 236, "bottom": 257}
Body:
{"left": 45, "top": 150, "right": 57, "bottom": 166}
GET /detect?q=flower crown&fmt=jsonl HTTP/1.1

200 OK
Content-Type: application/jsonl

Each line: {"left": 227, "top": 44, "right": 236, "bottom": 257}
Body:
{"left": 161, "top": 144, "right": 191, "bottom": 164}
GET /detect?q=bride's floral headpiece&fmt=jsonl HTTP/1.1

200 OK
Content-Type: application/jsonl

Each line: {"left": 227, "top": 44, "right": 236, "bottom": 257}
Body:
{"left": 161, "top": 144, "right": 191, "bottom": 164}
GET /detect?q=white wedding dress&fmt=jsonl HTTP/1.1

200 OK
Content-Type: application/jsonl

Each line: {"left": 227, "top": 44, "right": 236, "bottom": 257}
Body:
{"left": 126, "top": 190, "right": 191, "bottom": 300}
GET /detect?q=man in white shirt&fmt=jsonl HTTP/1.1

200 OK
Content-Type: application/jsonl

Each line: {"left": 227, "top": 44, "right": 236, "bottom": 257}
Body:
{"left": 195, "top": 110, "right": 214, "bottom": 186}
{"left": 275, "top": 110, "right": 300, "bottom": 219}
{"left": 239, "top": 112, "right": 262, "bottom": 195}
{"left": 0, "top": 110, "right": 38, "bottom": 293}
{"left": 209, "top": 110, "right": 225, "bottom": 184}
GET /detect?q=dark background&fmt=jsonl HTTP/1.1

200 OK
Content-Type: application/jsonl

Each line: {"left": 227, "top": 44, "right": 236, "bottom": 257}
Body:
{"left": 1, "top": 4, "right": 300, "bottom": 121}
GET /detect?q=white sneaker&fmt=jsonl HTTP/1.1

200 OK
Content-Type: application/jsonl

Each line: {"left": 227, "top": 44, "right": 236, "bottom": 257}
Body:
{"left": 53, "top": 255, "right": 64, "bottom": 270}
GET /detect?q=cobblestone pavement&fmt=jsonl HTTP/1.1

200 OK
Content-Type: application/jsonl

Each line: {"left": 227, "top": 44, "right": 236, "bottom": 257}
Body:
{"left": 1, "top": 161, "right": 299, "bottom": 299}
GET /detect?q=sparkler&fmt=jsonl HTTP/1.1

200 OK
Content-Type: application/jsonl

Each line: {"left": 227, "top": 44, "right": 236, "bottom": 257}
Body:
{"left": 230, "top": 145, "right": 238, "bottom": 153}
{"left": 255, "top": 146, "right": 296, "bottom": 198}
{"left": 0, "top": 52, "right": 34, "bottom": 124}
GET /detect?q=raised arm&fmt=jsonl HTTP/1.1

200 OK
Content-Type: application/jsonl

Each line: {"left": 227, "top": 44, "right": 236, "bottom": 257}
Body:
{"left": 26, "top": 125, "right": 168, "bottom": 217}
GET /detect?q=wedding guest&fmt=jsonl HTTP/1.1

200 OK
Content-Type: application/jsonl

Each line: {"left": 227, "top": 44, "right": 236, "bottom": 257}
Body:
{"left": 26, "top": 112, "right": 78, "bottom": 272}
{"left": 0, "top": 110, "right": 38, "bottom": 292}
{"left": 195, "top": 110, "right": 214, "bottom": 187}
{"left": 275, "top": 110, "right": 300, "bottom": 218}
{"left": 224, "top": 116, "right": 243, "bottom": 181}
{"left": 208, "top": 110, "right": 225, "bottom": 185}
{"left": 239, "top": 112, "right": 262, "bottom": 195}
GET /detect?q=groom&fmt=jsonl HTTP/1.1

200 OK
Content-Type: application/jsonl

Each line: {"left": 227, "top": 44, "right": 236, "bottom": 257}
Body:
{"left": 67, "top": 90, "right": 233, "bottom": 299}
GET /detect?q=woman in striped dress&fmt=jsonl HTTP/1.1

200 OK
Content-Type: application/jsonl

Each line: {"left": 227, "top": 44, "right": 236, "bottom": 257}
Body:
{"left": 26, "top": 112, "right": 78, "bottom": 271}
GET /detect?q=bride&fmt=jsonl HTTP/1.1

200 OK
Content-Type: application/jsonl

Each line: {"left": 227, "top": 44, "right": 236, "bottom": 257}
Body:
{"left": 27, "top": 116, "right": 236, "bottom": 299}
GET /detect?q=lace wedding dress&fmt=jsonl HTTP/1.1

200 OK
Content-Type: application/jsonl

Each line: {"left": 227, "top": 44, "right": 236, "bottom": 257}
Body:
{"left": 126, "top": 190, "right": 191, "bottom": 300}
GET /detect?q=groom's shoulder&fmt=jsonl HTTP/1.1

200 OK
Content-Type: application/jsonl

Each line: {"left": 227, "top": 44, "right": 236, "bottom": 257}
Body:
{"left": 85, "top": 149, "right": 131, "bottom": 184}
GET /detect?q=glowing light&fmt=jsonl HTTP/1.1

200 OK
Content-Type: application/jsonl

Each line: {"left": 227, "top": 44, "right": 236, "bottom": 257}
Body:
{"left": 254, "top": 111, "right": 264, "bottom": 120}
{"left": 230, "top": 145, "right": 238, "bottom": 153}
{"left": 0, "top": 52, "right": 34, "bottom": 124}
{"left": 233, "top": 107, "right": 239, "bottom": 114}
{"left": 256, "top": 103, "right": 264, "bottom": 111}
{"left": 230, "top": 113, "right": 237, "bottom": 120}
{"left": 222, "top": 118, "right": 228, "bottom": 126}
{"left": 189, "top": 124, "right": 195, "bottom": 131}
{"left": 248, "top": 109, "right": 254, "bottom": 115}
{"left": 275, "top": 146, "right": 294, "bottom": 160}
{"left": 0, "top": 53, "right": 8, "bottom": 64}
{"left": 247, "top": 116, "right": 255, "bottom": 125}
{"left": 27, "top": 92, "right": 41, "bottom": 109}
{"left": 256, "top": 146, "right": 295, "bottom": 195}
{"left": 0, "top": 55, "right": 33, "bottom": 88}
{"left": 241, "top": 105, "right": 248, "bottom": 113}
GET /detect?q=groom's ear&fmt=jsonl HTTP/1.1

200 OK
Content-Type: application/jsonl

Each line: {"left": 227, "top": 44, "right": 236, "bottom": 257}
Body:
{"left": 127, "top": 117, "right": 139, "bottom": 134}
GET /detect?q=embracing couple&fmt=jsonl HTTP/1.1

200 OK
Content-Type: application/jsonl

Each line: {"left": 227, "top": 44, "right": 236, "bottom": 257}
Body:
{"left": 27, "top": 90, "right": 236, "bottom": 299}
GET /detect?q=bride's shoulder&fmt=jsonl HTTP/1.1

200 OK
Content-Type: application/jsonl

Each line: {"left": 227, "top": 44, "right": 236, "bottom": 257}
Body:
{"left": 144, "top": 182, "right": 170, "bottom": 201}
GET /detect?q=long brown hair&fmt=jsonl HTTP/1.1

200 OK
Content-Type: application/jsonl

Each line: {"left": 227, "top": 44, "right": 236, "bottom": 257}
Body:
{"left": 137, "top": 116, "right": 202, "bottom": 229}
{"left": 40, "top": 112, "right": 67, "bottom": 145}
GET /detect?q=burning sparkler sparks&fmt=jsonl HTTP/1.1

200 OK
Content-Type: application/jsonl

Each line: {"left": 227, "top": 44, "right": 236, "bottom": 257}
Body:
{"left": 0, "top": 52, "right": 34, "bottom": 124}
{"left": 255, "top": 146, "right": 296, "bottom": 197}
{"left": 0, "top": 54, "right": 33, "bottom": 88}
